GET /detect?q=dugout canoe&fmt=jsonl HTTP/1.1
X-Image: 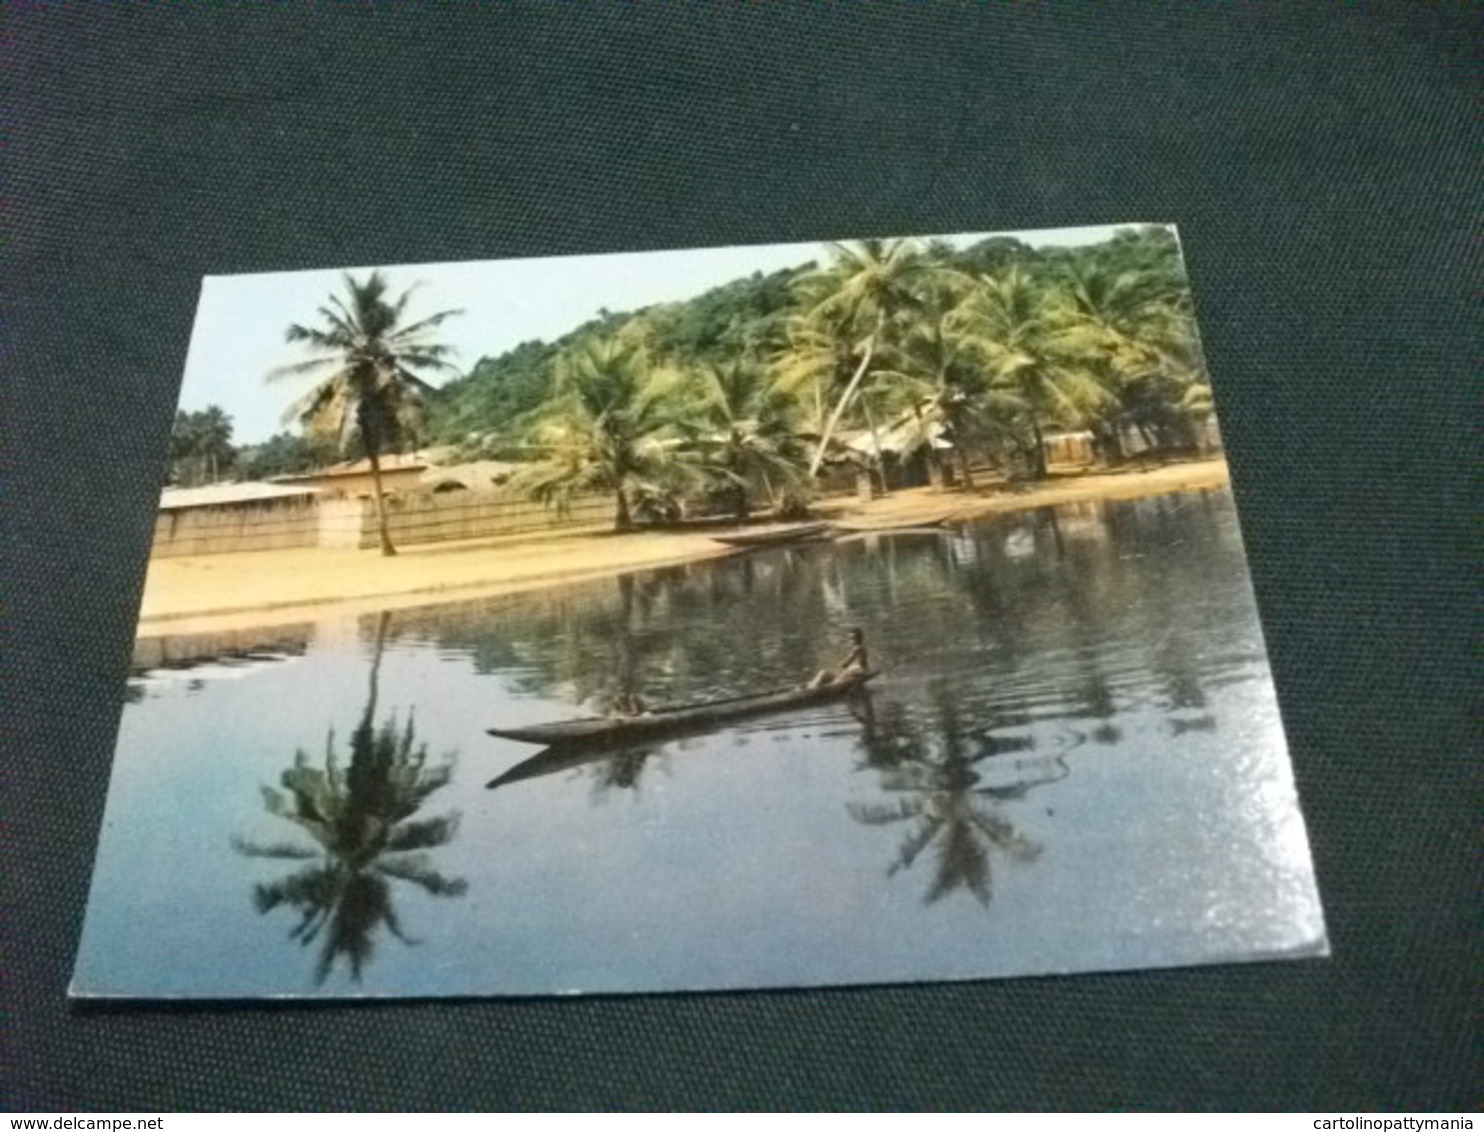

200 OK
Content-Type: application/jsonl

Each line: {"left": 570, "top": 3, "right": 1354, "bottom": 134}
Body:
{"left": 485, "top": 670, "right": 875, "bottom": 749}
{"left": 709, "top": 521, "right": 835, "bottom": 548}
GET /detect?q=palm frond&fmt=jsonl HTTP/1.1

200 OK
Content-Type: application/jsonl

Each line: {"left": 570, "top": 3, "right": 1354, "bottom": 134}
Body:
{"left": 926, "top": 822, "right": 990, "bottom": 905}
{"left": 375, "top": 854, "right": 470, "bottom": 897}
{"left": 384, "top": 813, "right": 461, "bottom": 852}
{"left": 888, "top": 815, "right": 945, "bottom": 876}
{"left": 389, "top": 307, "right": 465, "bottom": 342}
{"left": 968, "top": 809, "right": 1042, "bottom": 863}
{"left": 231, "top": 834, "right": 319, "bottom": 860}
{"left": 846, "top": 798, "right": 924, "bottom": 826}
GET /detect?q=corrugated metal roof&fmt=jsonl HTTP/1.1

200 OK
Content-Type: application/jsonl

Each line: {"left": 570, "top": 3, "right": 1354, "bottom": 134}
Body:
{"left": 159, "top": 482, "right": 321, "bottom": 510}
{"left": 840, "top": 422, "right": 951, "bottom": 455}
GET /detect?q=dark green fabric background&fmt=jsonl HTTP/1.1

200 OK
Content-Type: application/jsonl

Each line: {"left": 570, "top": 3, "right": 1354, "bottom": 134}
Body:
{"left": 6, "top": 3, "right": 1479, "bottom": 1112}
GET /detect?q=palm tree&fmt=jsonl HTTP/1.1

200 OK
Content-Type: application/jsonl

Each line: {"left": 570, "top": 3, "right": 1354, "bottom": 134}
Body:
{"left": 517, "top": 337, "right": 693, "bottom": 532}
{"left": 233, "top": 614, "right": 466, "bottom": 984}
{"left": 796, "top": 238, "right": 938, "bottom": 480}
{"left": 1051, "top": 262, "right": 1208, "bottom": 457}
{"left": 194, "top": 405, "right": 235, "bottom": 483}
{"left": 167, "top": 405, "right": 236, "bottom": 485}
{"left": 771, "top": 309, "right": 855, "bottom": 443}
{"left": 873, "top": 295, "right": 1024, "bottom": 491}
{"left": 683, "top": 358, "right": 807, "bottom": 519}
{"left": 271, "top": 271, "right": 462, "bottom": 555}
{"left": 167, "top": 410, "right": 205, "bottom": 486}
{"left": 956, "top": 268, "right": 1108, "bottom": 479}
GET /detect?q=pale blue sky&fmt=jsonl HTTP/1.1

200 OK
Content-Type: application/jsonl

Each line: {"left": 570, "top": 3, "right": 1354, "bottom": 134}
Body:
{"left": 179, "top": 224, "right": 1142, "bottom": 444}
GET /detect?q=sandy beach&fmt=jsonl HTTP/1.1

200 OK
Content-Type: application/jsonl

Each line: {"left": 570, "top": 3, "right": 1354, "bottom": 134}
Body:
{"left": 137, "top": 457, "right": 1230, "bottom": 638}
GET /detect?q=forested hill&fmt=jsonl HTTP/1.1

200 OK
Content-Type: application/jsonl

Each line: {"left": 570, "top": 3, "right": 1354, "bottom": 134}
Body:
{"left": 418, "top": 224, "right": 1193, "bottom": 462}
{"left": 426, "top": 259, "right": 816, "bottom": 451}
{"left": 424, "top": 225, "right": 1191, "bottom": 455}
{"left": 168, "top": 225, "right": 1208, "bottom": 541}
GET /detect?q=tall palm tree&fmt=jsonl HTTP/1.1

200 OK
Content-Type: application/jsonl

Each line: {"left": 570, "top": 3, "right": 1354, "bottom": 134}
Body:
{"left": 771, "top": 309, "right": 854, "bottom": 441}
{"left": 683, "top": 358, "right": 807, "bottom": 519}
{"left": 194, "top": 405, "right": 235, "bottom": 483}
{"left": 956, "top": 268, "right": 1108, "bottom": 479}
{"left": 271, "top": 271, "right": 462, "bottom": 555}
{"left": 167, "top": 406, "right": 236, "bottom": 485}
{"left": 873, "top": 296, "right": 1024, "bottom": 491}
{"left": 167, "top": 410, "right": 205, "bottom": 486}
{"left": 797, "top": 238, "right": 937, "bottom": 480}
{"left": 517, "top": 337, "right": 693, "bottom": 532}
{"left": 1051, "top": 262, "right": 1209, "bottom": 456}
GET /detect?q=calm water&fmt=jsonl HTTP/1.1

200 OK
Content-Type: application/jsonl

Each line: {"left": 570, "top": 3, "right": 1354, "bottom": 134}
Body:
{"left": 74, "top": 488, "right": 1326, "bottom": 998}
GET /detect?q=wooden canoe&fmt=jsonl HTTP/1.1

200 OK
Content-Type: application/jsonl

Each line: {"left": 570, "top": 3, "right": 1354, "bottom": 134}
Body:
{"left": 485, "top": 670, "right": 875, "bottom": 749}
{"left": 709, "top": 521, "right": 835, "bottom": 548}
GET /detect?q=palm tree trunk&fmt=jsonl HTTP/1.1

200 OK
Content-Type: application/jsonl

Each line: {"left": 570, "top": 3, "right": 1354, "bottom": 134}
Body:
{"left": 955, "top": 433, "right": 976, "bottom": 491}
{"left": 367, "top": 448, "right": 397, "bottom": 556}
{"left": 807, "top": 312, "right": 883, "bottom": 478}
{"left": 614, "top": 485, "right": 632, "bottom": 532}
{"left": 859, "top": 395, "right": 888, "bottom": 497}
{"left": 927, "top": 452, "right": 948, "bottom": 489}
{"left": 1030, "top": 417, "right": 1048, "bottom": 480}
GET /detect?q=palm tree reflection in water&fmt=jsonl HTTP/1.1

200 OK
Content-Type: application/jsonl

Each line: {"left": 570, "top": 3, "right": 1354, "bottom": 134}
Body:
{"left": 233, "top": 614, "right": 467, "bottom": 984}
{"left": 851, "top": 687, "right": 1065, "bottom": 906}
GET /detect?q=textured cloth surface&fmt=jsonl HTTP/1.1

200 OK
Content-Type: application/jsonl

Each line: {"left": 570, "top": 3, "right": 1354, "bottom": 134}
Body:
{"left": 6, "top": 4, "right": 1478, "bottom": 1112}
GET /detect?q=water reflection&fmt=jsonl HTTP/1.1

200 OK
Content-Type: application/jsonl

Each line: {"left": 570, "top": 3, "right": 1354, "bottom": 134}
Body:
{"left": 232, "top": 615, "right": 467, "bottom": 984}
{"left": 79, "top": 488, "right": 1325, "bottom": 997}
{"left": 129, "top": 624, "right": 312, "bottom": 693}
{"left": 487, "top": 741, "right": 667, "bottom": 794}
{"left": 851, "top": 685, "right": 1063, "bottom": 905}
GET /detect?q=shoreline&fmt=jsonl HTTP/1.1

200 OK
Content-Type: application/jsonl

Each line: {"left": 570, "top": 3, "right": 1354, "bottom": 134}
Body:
{"left": 137, "top": 457, "right": 1230, "bottom": 640}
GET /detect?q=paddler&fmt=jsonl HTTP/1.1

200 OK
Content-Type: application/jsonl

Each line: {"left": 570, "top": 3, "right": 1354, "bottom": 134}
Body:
{"left": 808, "top": 628, "right": 868, "bottom": 688}
{"left": 607, "top": 690, "right": 650, "bottom": 718}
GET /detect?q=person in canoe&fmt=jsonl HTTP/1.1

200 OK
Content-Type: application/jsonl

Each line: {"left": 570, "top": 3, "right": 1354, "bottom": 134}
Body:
{"left": 808, "top": 627, "right": 869, "bottom": 688}
{"left": 606, "top": 690, "right": 651, "bottom": 718}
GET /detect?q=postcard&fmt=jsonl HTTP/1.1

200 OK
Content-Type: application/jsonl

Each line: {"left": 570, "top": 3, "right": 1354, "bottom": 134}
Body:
{"left": 72, "top": 225, "right": 1327, "bottom": 998}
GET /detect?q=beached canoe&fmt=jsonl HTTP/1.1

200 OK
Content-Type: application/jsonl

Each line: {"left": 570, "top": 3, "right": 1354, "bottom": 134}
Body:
{"left": 709, "top": 521, "right": 835, "bottom": 548}
{"left": 485, "top": 670, "right": 875, "bottom": 749}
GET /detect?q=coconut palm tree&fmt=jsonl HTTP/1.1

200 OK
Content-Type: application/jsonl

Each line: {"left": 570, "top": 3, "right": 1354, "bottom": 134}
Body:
{"left": 956, "top": 268, "right": 1109, "bottom": 479}
{"left": 517, "top": 337, "right": 694, "bottom": 532}
{"left": 271, "top": 271, "right": 462, "bottom": 555}
{"left": 234, "top": 714, "right": 467, "bottom": 984}
{"left": 873, "top": 296, "right": 1028, "bottom": 491}
{"left": 193, "top": 405, "right": 236, "bottom": 483}
{"left": 1051, "top": 261, "right": 1209, "bottom": 456}
{"left": 796, "top": 238, "right": 938, "bottom": 480}
{"left": 167, "top": 405, "right": 237, "bottom": 485}
{"left": 771, "top": 309, "right": 858, "bottom": 459}
{"left": 682, "top": 357, "right": 808, "bottom": 520}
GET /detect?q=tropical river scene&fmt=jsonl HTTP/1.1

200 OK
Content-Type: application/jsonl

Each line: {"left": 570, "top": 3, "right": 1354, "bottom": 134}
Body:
{"left": 72, "top": 226, "right": 1327, "bottom": 997}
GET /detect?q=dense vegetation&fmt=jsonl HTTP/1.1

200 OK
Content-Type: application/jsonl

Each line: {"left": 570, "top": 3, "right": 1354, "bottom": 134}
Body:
{"left": 166, "top": 406, "right": 237, "bottom": 487}
{"left": 429, "top": 225, "right": 1215, "bottom": 529}
{"left": 175, "top": 228, "right": 1216, "bottom": 536}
